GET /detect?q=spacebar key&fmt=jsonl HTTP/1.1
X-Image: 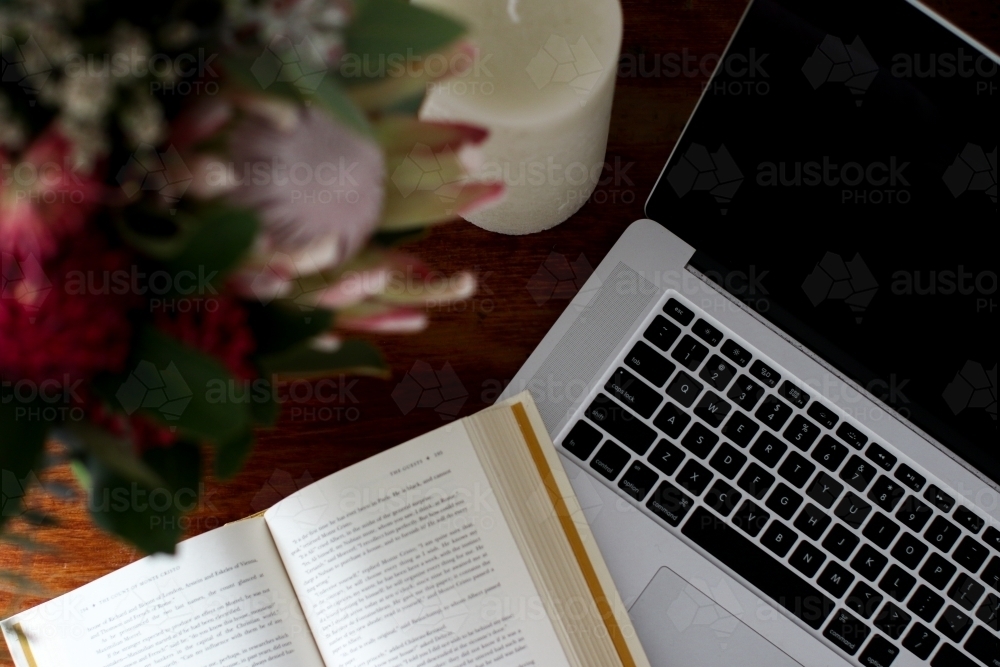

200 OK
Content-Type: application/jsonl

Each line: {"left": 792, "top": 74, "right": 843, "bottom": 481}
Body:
{"left": 682, "top": 507, "right": 835, "bottom": 630}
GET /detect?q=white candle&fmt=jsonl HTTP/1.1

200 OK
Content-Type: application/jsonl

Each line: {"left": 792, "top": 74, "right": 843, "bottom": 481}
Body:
{"left": 417, "top": 0, "right": 623, "bottom": 234}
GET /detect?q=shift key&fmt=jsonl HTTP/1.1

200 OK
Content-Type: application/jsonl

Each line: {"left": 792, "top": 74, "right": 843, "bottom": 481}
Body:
{"left": 585, "top": 393, "right": 658, "bottom": 455}
{"left": 605, "top": 367, "right": 664, "bottom": 418}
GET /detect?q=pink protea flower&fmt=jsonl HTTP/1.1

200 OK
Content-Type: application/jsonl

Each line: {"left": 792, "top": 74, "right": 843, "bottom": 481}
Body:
{"left": 0, "top": 131, "right": 104, "bottom": 259}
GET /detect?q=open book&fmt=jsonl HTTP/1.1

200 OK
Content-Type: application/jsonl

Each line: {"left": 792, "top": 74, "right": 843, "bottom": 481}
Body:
{"left": 3, "top": 393, "right": 649, "bottom": 667}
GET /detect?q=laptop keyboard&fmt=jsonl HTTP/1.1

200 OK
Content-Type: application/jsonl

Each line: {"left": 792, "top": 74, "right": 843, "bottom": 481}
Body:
{"left": 558, "top": 291, "right": 1000, "bottom": 667}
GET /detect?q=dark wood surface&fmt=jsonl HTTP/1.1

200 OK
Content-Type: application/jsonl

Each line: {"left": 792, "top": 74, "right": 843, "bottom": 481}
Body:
{"left": 2, "top": 0, "right": 997, "bottom": 661}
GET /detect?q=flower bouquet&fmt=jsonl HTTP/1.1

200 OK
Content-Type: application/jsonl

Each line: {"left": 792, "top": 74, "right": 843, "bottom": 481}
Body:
{"left": 0, "top": 0, "right": 502, "bottom": 555}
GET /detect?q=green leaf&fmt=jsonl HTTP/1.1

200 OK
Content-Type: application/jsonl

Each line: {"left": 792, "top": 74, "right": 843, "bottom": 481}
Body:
{"left": 59, "top": 424, "right": 165, "bottom": 490}
{"left": 249, "top": 393, "right": 280, "bottom": 428}
{"left": 345, "top": 0, "right": 466, "bottom": 64}
{"left": 143, "top": 441, "right": 201, "bottom": 506}
{"left": 214, "top": 430, "right": 255, "bottom": 480}
{"left": 258, "top": 339, "right": 388, "bottom": 380}
{"left": 312, "top": 77, "right": 372, "bottom": 136}
{"left": 371, "top": 227, "right": 429, "bottom": 248}
{"left": 0, "top": 402, "right": 49, "bottom": 530}
{"left": 117, "top": 210, "right": 199, "bottom": 260}
{"left": 164, "top": 206, "right": 259, "bottom": 290}
{"left": 245, "top": 302, "right": 334, "bottom": 356}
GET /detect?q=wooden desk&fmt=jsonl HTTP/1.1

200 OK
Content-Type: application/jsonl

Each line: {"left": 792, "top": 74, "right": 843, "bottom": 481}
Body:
{"left": 2, "top": 0, "right": 997, "bottom": 661}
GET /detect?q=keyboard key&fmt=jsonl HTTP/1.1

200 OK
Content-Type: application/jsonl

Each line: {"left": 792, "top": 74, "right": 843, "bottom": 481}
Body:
{"left": 835, "top": 492, "right": 873, "bottom": 529}
{"left": 671, "top": 335, "right": 710, "bottom": 371}
{"left": 653, "top": 402, "right": 692, "bottom": 439}
{"left": 846, "top": 582, "right": 883, "bottom": 619}
{"left": 755, "top": 395, "right": 793, "bottom": 430}
{"left": 738, "top": 463, "right": 775, "bottom": 500}
{"left": 902, "top": 622, "right": 940, "bottom": 660}
{"left": 681, "top": 423, "right": 720, "bottom": 459}
{"left": 869, "top": 476, "right": 906, "bottom": 512}
{"left": 983, "top": 527, "right": 1000, "bottom": 551}
{"left": 840, "top": 455, "right": 878, "bottom": 492}
{"left": 953, "top": 537, "right": 990, "bottom": 573}
{"left": 777, "top": 380, "right": 810, "bottom": 409}
{"left": 811, "top": 435, "right": 850, "bottom": 471}
{"left": 709, "top": 443, "right": 747, "bottom": 480}
{"left": 782, "top": 415, "right": 822, "bottom": 451}
{"left": 727, "top": 375, "right": 765, "bottom": 410}
{"left": 891, "top": 532, "right": 929, "bottom": 570}
{"left": 722, "top": 411, "right": 759, "bottom": 447}
{"left": 704, "top": 480, "right": 742, "bottom": 517}
{"left": 692, "top": 318, "right": 723, "bottom": 346}
{"left": 790, "top": 540, "right": 827, "bottom": 577}
{"left": 924, "top": 516, "right": 962, "bottom": 553}
{"left": 749, "top": 359, "right": 781, "bottom": 388}
{"left": 585, "top": 393, "right": 658, "bottom": 454}
{"left": 720, "top": 339, "right": 752, "bottom": 367}
{"left": 930, "top": 643, "right": 977, "bottom": 667}
{"left": 823, "top": 608, "right": 869, "bottom": 655}
{"left": 880, "top": 565, "right": 917, "bottom": 602}
{"left": 807, "top": 402, "right": 839, "bottom": 430}
{"left": 808, "top": 472, "right": 845, "bottom": 509}
{"left": 699, "top": 355, "right": 737, "bottom": 391}
{"left": 982, "top": 557, "right": 1000, "bottom": 592}
{"left": 924, "top": 485, "right": 955, "bottom": 513}
{"left": 852, "top": 544, "right": 889, "bottom": 582}
{"left": 907, "top": 585, "right": 946, "bottom": 622}
{"left": 590, "top": 441, "right": 631, "bottom": 480}
{"left": 977, "top": 593, "right": 999, "bottom": 630}
{"left": 795, "top": 504, "right": 832, "bottom": 541}
{"left": 874, "top": 602, "right": 912, "bottom": 639}
{"left": 824, "top": 524, "right": 862, "bottom": 561}
{"left": 750, "top": 432, "right": 787, "bottom": 468}
{"left": 865, "top": 444, "right": 897, "bottom": 471}
{"left": 836, "top": 422, "right": 868, "bottom": 450}
{"left": 954, "top": 507, "right": 986, "bottom": 535}
{"left": 663, "top": 298, "right": 694, "bottom": 325}
{"left": 693, "top": 391, "right": 732, "bottom": 428}
{"left": 666, "top": 371, "right": 704, "bottom": 408}
{"left": 863, "top": 512, "right": 900, "bottom": 549}
{"left": 563, "top": 421, "right": 603, "bottom": 460}
{"left": 648, "top": 439, "right": 686, "bottom": 476}
{"left": 964, "top": 626, "right": 1000, "bottom": 667}
{"left": 647, "top": 480, "right": 694, "bottom": 527}
{"left": 936, "top": 605, "right": 974, "bottom": 642}
{"left": 778, "top": 452, "right": 816, "bottom": 489}
{"left": 859, "top": 634, "right": 901, "bottom": 666}
{"left": 896, "top": 495, "right": 933, "bottom": 531}
{"left": 767, "top": 483, "right": 803, "bottom": 521}
{"left": 819, "top": 562, "right": 856, "bottom": 597}
{"left": 949, "top": 574, "right": 986, "bottom": 611}
{"left": 644, "top": 315, "right": 682, "bottom": 351}
{"left": 605, "top": 367, "right": 664, "bottom": 418}
{"left": 921, "top": 553, "right": 958, "bottom": 590}
{"left": 624, "top": 341, "right": 676, "bottom": 388}
{"left": 732, "top": 499, "right": 771, "bottom": 537}
{"left": 682, "top": 507, "right": 834, "bottom": 629}
{"left": 618, "top": 460, "right": 659, "bottom": 502}
{"left": 761, "top": 521, "right": 798, "bottom": 557}
{"left": 894, "top": 464, "right": 926, "bottom": 492}
{"left": 677, "top": 459, "right": 713, "bottom": 496}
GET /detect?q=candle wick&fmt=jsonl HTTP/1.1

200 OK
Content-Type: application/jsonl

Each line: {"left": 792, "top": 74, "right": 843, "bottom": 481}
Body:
{"left": 507, "top": 0, "right": 521, "bottom": 23}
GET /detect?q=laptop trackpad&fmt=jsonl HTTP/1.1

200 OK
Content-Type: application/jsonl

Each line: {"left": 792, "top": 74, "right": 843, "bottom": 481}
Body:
{"left": 629, "top": 567, "right": 803, "bottom": 667}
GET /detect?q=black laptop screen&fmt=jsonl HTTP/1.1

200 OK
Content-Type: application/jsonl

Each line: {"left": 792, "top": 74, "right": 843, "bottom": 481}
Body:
{"left": 645, "top": 0, "right": 998, "bottom": 483}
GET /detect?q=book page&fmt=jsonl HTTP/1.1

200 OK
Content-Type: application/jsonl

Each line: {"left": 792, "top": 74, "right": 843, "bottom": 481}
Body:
{"left": 264, "top": 423, "right": 572, "bottom": 667}
{"left": 2, "top": 518, "right": 325, "bottom": 667}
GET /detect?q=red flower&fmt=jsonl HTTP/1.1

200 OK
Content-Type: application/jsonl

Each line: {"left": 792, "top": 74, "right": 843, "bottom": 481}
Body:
{"left": 155, "top": 296, "right": 258, "bottom": 381}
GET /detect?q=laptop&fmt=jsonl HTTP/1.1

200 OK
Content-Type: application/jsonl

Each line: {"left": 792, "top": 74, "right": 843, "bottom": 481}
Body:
{"left": 500, "top": 0, "right": 997, "bottom": 666}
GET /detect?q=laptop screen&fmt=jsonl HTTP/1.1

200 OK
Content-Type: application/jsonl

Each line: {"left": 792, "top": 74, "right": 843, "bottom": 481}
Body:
{"left": 645, "top": 0, "right": 998, "bottom": 483}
